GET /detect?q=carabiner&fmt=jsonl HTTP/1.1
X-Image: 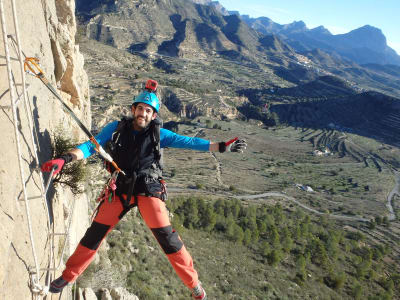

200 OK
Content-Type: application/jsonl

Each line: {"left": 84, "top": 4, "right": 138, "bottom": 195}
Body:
{"left": 24, "top": 57, "right": 44, "bottom": 77}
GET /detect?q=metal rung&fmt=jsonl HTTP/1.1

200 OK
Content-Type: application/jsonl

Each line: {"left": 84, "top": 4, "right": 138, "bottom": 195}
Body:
{"left": 49, "top": 233, "right": 68, "bottom": 236}
{"left": 0, "top": 54, "right": 19, "bottom": 61}
{"left": 22, "top": 195, "right": 44, "bottom": 201}
{"left": 0, "top": 105, "right": 11, "bottom": 109}
{"left": 40, "top": 267, "right": 57, "bottom": 272}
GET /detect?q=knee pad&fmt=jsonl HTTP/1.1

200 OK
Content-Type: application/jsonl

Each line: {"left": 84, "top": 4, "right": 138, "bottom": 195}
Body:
{"left": 151, "top": 225, "right": 183, "bottom": 254}
{"left": 80, "top": 221, "right": 110, "bottom": 250}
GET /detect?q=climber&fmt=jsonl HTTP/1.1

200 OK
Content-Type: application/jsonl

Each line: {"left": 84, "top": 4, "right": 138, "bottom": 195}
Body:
{"left": 41, "top": 80, "right": 247, "bottom": 299}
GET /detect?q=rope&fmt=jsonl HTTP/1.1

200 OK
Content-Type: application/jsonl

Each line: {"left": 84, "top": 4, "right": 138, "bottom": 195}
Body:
{"left": 24, "top": 57, "right": 125, "bottom": 175}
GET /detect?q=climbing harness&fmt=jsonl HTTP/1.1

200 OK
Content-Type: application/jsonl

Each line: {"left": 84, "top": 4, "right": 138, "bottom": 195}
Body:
{"left": 96, "top": 170, "right": 119, "bottom": 203}
{"left": 23, "top": 57, "right": 125, "bottom": 175}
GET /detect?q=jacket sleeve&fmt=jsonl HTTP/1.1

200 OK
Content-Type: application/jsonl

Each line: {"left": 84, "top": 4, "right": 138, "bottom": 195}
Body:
{"left": 160, "top": 128, "right": 210, "bottom": 151}
{"left": 76, "top": 121, "right": 119, "bottom": 159}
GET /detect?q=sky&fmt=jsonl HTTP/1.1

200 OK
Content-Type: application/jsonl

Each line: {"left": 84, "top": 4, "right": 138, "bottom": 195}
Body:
{"left": 217, "top": 0, "right": 400, "bottom": 55}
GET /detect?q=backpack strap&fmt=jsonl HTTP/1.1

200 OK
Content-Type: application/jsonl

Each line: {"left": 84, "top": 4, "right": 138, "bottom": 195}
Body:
{"left": 151, "top": 117, "right": 163, "bottom": 170}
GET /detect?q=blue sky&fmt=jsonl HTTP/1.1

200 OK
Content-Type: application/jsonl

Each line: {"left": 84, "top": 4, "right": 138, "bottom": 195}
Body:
{"left": 218, "top": 0, "right": 400, "bottom": 55}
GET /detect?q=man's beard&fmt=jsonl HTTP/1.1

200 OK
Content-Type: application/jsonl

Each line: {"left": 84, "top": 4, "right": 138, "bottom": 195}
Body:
{"left": 133, "top": 116, "right": 150, "bottom": 129}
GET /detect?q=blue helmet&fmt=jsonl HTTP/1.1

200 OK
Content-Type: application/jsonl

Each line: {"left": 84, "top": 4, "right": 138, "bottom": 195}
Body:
{"left": 132, "top": 91, "right": 160, "bottom": 113}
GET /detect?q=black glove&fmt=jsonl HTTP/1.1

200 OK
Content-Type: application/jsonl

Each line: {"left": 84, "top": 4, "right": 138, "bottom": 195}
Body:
{"left": 229, "top": 139, "right": 247, "bottom": 153}
{"left": 218, "top": 139, "right": 247, "bottom": 153}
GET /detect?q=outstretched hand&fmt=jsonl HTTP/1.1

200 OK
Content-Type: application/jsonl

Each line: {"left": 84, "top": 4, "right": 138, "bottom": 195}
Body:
{"left": 228, "top": 139, "right": 247, "bottom": 153}
{"left": 218, "top": 137, "right": 247, "bottom": 153}
{"left": 41, "top": 158, "right": 66, "bottom": 175}
{"left": 41, "top": 153, "right": 74, "bottom": 175}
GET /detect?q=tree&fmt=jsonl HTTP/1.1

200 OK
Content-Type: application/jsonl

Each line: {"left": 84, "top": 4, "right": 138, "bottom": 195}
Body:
{"left": 296, "top": 254, "right": 307, "bottom": 282}
{"left": 202, "top": 205, "right": 216, "bottom": 232}
{"left": 281, "top": 227, "right": 293, "bottom": 253}
{"left": 292, "top": 223, "right": 301, "bottom": 240}
{"left": 267, "top": 249, "right": 282, "bottom": 267}
{"left": 352, "top": 283, "right": 363, "bottom": 300}
{"left": 261, "top": 241, "right": 270, "bottom": 257}
{"left": 231, "top": 199, "right": 241, "bottom": 218}
{"left": 226, "top": 214, "right": 236, "bottom": 237}
{"left": 326, "top": 231, "right": 340, "bottom": 261}
{"left": 183, "top": 198, "right": 199, "bottom": 229}
{"left": 252, "top": 229, "right": 260, "bottom": 243}
{"left": 232, "top": 224, "right": 244, "bottom": 245}
{"left": 272, "top": 204, "right": 285, "bottom": 224}
{"left": 368, "top": 220, "right": 376, "bottom": 229}
{"left": 308, "top": 238, "right": 328, "bottom": 267}
{"left": 269, "top": 225, "right": 280, "bottom": 248}
{"left": 214, "top": 199, "right": 225, "bottom": 216}
{"left": 324, "top": 271, "right": 346, "bottom": 290}
{"left": 356, "top": 259, "right": 371, "bottom": 279}
{"left": 258, "top": 220, "right": 267, "bottom": 235}
{"left": 243, "top": 229, "right": 252, "bottom": 246}
{"left": 383, "top": 216, "right": 390, "bottom": 227}
{"left": 300, "top": 220, "right": 310, "bottom": 238}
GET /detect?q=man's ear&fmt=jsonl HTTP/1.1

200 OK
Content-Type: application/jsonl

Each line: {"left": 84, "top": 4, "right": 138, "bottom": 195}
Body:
{"left": 151, "top": 112, "right": 157, "bottom": 120}
{"left": 131, "top": 105, "right": 136, "bottom": 114}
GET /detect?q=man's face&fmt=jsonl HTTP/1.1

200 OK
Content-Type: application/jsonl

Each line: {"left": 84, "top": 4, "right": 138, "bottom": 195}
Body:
{"left": 131, "top": 102, "right": 157, "bottom": 130}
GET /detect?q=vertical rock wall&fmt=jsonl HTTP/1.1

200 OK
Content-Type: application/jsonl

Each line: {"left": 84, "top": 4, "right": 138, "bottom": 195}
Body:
{"left": 0, "top": 0, "right": 90, "bottom": 299}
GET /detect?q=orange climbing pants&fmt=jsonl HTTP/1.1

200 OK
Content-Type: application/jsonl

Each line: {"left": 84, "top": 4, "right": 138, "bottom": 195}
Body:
{"left": 61, "top": 195, "right": 199, "bottom": 289}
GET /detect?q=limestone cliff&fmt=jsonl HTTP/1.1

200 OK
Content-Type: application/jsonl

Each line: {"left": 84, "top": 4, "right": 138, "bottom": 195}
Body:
{"left": 0, "top": 0, "right": 89, "bottom": 299}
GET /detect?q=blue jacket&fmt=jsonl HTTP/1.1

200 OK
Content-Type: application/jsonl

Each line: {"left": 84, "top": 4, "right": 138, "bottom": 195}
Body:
{"left": 77, "top": 121, "right": 210, "bottom": 159}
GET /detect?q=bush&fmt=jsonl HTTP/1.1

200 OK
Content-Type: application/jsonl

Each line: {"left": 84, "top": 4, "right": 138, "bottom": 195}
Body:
{"left": 51, "top": 128, "right": 87, "bottom": 194}
{"left": 324, "top": 272, "right": 346, "bottom": 290}
{"left": 229, "top": 185, "right": 237, "bottom": 192}
{"left": 195, "top": 182, "right": 204, "bottom": 189}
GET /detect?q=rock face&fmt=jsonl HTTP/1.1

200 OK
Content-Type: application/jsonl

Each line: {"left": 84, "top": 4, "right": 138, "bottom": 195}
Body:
{"left": 0, "top": 1, "right": 89, "bottom": 299}
{"left": 76, "top": 0, "right": 264, "bottom": 58}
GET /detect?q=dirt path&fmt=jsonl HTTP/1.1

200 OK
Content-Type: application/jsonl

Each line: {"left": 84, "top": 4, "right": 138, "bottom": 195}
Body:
{"left": 386, "top": 171, "right": 399, "bottom": 221}
{"left": 234, "top": 192, "right": 370, "bottom": 222}
{"left": 168, "top": 187, "right": 370, "bottom": 222}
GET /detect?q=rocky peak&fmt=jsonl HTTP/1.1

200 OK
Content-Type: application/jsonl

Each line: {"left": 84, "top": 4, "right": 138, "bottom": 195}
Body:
{"left": 191, "top": 0, "right": 212, "bottom": 4}
{"left": 339, "top": 25, "right": 387, "bottom": 52}
{"left": 282, "top": 20, "right": 307, "bottom": 33}
{"left": 310, "top": 25, "right": 331, "bottom": 35}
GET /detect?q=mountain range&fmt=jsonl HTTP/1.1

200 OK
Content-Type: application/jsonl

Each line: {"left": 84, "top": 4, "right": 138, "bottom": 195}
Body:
{"left": 76, "top": 0, "right": 399, "bottom": 66}
{"left": 75, "top": 0, "right": 400, "bottom": 99}
{"left": 189, "top": 1, "right": 400, "bottom": 66}
{"left": 240, "top": 16, "right": 400, "bottom": 66}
